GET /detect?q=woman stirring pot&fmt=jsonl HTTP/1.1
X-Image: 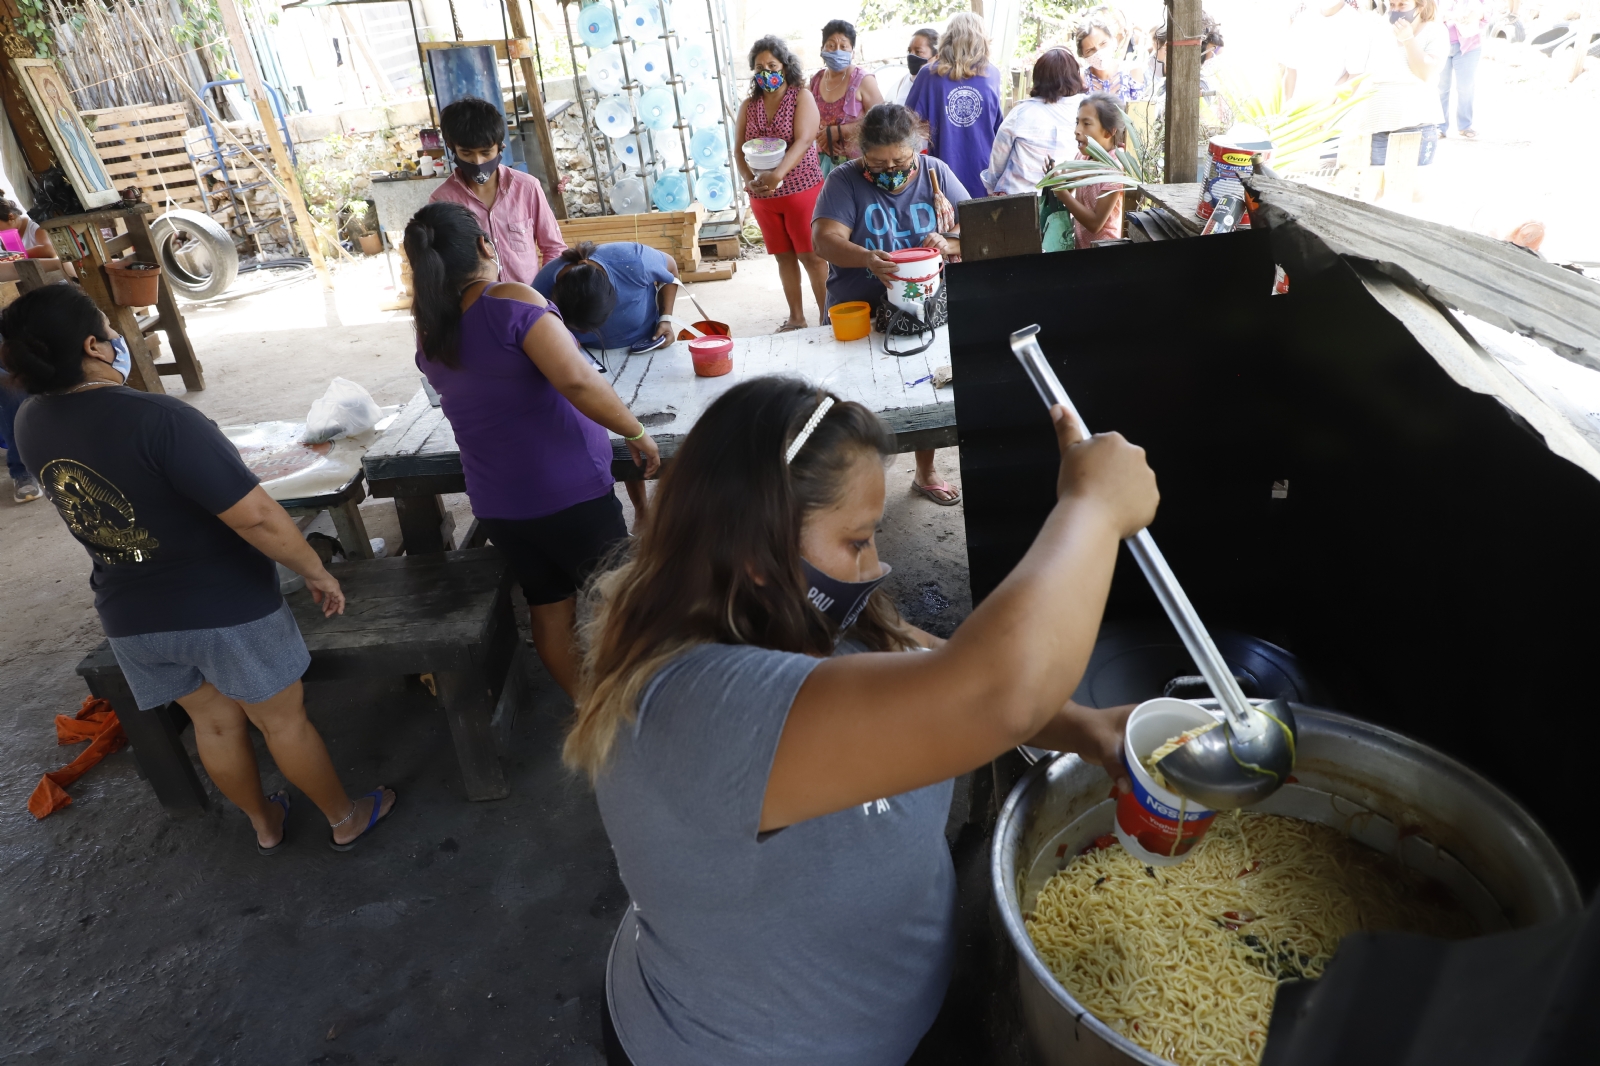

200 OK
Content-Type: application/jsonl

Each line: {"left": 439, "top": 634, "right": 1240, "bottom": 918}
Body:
{"left": 575, "top": 375, "right": 1157, "bottom": 1065}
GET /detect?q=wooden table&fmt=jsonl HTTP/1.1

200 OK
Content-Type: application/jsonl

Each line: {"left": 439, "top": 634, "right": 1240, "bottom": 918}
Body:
{"left": 225, "top": 419, "right": 377, "bottom": 560}
{"left": 362, "top": 325, "right": 957, "bottom": 553}
{"left": 75, "top": 549, "right": 519, "bottom": 814}
{"left": 34, "top": 203, "right": 204, "bottom": 394}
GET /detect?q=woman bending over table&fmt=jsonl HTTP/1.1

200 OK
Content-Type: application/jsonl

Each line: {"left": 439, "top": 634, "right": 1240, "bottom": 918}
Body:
{"left": 405, "top": 202, "right": 659, "bottom": 696}
{"left": 5, "top": 284, "right": 394, "bottom": 854}
{"left": 572, "top": 375, "right": 1156, "bottom": 1065}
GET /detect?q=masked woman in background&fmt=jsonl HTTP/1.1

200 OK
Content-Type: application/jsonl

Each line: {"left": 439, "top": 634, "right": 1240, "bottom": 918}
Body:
{"left": 889, "top": 27, "right": 939, "bottom": 105}
{"left": 572, "top": 375, "right": 1157, "bottom": 1066}
{"left": 736, "top": 35, "right": 829, "bottom": 332}
{"left": 809, "top": 19, "right": 884, "bottom": 175}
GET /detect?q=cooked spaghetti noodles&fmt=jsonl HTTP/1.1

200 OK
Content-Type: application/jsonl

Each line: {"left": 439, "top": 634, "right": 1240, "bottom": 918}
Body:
{"left": 1025, "top": 813, "right": 1475, "bottom": 1066}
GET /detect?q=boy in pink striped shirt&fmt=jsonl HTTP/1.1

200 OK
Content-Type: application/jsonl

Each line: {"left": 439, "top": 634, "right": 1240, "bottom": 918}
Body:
{"left": 428, "top": 96, "right": 566, "bottom": 284}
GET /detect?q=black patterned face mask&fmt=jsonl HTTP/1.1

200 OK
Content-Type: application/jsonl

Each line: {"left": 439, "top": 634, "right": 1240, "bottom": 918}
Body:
{"left": 802, "top": 559, "right": 892, "bottom": 634}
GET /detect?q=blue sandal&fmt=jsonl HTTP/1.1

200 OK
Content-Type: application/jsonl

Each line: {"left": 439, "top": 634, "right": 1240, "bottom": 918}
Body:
{"left": 329, "top": 787, "right": 395, "bottom": 852}
{"left": 257, "top": 791, "right": 291, "bottom": 856}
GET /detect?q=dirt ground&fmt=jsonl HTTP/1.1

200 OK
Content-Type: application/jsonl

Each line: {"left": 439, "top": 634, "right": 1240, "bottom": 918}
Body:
{"left": 0, "top": 254, "right": 975, "bottom": 1064}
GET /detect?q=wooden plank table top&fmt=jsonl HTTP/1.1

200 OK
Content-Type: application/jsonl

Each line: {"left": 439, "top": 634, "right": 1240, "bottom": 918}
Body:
{"left": 363, "top": 324, "right": 956, "bottom": 495}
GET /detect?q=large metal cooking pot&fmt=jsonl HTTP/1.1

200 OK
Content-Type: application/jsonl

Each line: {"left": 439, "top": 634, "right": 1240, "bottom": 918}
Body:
{"left": 992, "top": 703, "right": 1582, "bottom": 1066}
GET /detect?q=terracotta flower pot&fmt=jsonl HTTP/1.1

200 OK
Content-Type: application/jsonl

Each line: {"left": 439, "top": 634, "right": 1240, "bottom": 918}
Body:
{"left": 359, "top": 232, "right": 383, "bottom": 255}
{"left": 104, "top": 260, "right": 162, "bottom": 307}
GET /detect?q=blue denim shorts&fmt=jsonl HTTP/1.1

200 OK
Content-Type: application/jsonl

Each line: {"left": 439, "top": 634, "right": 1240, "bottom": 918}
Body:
{"left": 107, "top": 601, "right": 311, "bottom": 709}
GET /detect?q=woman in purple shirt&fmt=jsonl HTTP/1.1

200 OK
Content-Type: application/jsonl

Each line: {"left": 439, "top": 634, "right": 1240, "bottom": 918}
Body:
{"left": 405, "top": 203, "right": 660, "bottom": 695}
{"left": 903, "top": 11, "right": 1001, "bottom": 200}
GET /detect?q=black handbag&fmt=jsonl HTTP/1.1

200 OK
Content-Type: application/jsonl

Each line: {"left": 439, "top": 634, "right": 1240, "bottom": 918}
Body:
{"left": 872, "top": 283, "right": 947, "bottom": 357}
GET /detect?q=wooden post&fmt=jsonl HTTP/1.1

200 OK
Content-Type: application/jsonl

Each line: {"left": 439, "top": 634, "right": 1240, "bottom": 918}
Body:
{"left": 505, "top": 0, "right": 566, "bottom": 219}
{"left": 1164, "top": 0, "right": 1203, "bottom": 184}
{"left": 214, "top": 0, "right": 333, "bottom": 289}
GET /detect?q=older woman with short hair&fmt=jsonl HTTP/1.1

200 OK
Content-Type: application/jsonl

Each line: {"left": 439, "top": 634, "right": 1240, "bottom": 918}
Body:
{"left": 5, "top": 284, "right": 394, "bottom": 854}
{"left": 983, "top": 47, "right": 1087, "bottom": 195}
{"left": 812, "top": 103, "right": 965, "bottom": 506}
{"left": 904, "top": 11, "right": 1002, "bottom": 201}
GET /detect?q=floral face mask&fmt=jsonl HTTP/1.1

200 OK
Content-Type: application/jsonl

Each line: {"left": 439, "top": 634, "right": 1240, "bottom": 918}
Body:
{"left": 862, "top": 157, "right": 916, "bottom": 193}
{"left": 755, "top": 69, "right": 784, "bottom": 91}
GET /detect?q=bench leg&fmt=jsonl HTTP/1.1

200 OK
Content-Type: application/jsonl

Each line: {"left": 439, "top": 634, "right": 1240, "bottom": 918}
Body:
{"left": 90, "top": 676, "right": 209, "bottom": 816}
{"left": 394, "top": 493, "right": 456, "bottom": 555}
{"left": 435, "top": 668, "right": 509, "bottom": 800}
{"left": 330, "top": 498, "right": 375, "bottom": 559}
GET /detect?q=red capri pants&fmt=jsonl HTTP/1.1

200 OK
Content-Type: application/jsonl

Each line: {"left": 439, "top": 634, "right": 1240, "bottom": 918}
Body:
{"left": 749, "top": 181, "right": 822, "bottom": 254}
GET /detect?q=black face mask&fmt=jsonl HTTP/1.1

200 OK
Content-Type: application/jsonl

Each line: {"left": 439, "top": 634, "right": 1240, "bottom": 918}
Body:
{"left": 454, "top": 151, "right": 502, "bottom": 185}
{"left": 1388, "top": 8, "right": 1418, "bottom": 22}
{"left": 802, "top": 558, "right": 893, "bottom": 635}
{"left": 907, "top": 53, "right": 929, "bottom": 76}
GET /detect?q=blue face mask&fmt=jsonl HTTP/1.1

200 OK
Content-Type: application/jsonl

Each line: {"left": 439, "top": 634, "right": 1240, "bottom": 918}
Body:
{"left": 864, "top": 161, "right": 914, "bottom": 193}
{"left": 821, "top": 48, "right": 853, "bottom": 72}
{"left": 111, "top": 336, "right": 130, "bottom": 381}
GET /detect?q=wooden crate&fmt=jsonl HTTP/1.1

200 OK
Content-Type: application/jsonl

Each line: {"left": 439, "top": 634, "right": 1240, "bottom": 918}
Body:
{"left": 558, "top": 204, "right": 704, "bottom": 274}
{"left": 84, "top": 104, "right": 205, "bottom": 213}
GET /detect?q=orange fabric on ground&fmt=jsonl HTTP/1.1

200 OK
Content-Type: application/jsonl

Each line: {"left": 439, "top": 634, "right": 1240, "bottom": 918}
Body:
{"left": 27, "top": 696, "right": 128, "bottom": 819}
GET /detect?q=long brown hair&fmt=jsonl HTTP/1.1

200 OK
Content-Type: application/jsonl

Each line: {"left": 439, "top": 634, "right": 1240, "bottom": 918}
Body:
{"left": 566, "top": 376, "right": 919, "bottom": 778}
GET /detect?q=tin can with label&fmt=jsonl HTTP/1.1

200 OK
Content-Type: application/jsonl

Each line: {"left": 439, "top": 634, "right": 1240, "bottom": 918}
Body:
{"left": 1113, "top": 697, "right": 1222, "bottom": 866}
{"left": 1199, "top": 126, "right": 1272, "bottom": 225}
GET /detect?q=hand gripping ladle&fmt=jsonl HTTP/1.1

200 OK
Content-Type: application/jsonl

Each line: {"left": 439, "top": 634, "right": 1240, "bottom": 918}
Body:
{"left": 1010, "top": 325, "right": 1297, "bottom": 809}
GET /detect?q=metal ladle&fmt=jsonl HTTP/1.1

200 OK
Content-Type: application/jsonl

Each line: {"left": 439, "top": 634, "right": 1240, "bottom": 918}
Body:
{"left": 1010, "top": 325, "right": 1298, "bottom": 809}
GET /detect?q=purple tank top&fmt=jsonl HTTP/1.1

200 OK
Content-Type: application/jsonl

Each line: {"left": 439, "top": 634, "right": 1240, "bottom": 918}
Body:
{"left": 416, "top": 292, "right": 615, "bottom": 521}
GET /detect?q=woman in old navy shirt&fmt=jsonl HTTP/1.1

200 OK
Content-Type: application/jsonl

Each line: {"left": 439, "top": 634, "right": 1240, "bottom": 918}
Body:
{"left": 7, "top": 284, "right": 393, "bottom": 854}
{"left": 568, "top": 376, "right": 1158, "bottom": 1066}
{"left": 405, "top": 202, "right": 659, "bottom": 695}
{"left": 812, "top": 102, "right": 967, "bottom": 506}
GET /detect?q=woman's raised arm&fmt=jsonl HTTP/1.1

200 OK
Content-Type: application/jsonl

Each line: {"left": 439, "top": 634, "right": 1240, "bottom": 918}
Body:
{"left": 761, "top": 406, "right": 1158, "bottom": 830}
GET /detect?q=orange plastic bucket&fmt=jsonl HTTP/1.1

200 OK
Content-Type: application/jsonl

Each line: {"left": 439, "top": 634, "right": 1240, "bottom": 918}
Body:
{"left": 677, "top": 319, "right": 731, "bottom": 341}
{"left": 829, "top": 301, "right": 870, "bottom": 342}
{"left": 688, "top": 335, "right": 733, "bottom": 377}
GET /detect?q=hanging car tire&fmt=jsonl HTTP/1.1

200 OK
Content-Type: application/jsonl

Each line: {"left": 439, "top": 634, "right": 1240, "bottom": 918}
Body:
{"left": 149, "top": 209, "right": 239, "bottom": 301}
{"left": 1489, "top": 15, "right": 1524, "bottom": 43}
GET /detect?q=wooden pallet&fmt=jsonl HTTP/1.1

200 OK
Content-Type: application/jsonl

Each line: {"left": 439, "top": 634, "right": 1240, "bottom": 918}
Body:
{"left": 84, "top": 104, "right": 204, "bottom": 214}
{"left": 557, "top": 204, "right": 704, "bottom": 275}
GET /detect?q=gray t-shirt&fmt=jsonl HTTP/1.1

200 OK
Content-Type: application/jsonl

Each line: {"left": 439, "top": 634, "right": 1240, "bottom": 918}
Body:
{"left": 597, "top": 643, "right": 956, "bottom": 1066}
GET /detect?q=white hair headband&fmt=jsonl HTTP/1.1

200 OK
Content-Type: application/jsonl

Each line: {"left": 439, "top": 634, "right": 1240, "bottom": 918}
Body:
{"left": 785, "top": 397, "right": 835, "bottom": 464}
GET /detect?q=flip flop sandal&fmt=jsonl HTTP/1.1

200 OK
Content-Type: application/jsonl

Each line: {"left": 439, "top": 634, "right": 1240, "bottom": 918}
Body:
{"left": 329, "top": 787, "right": 396, "bottom": 852}
{"left": 257, "top": 791, "right": 291, "bottom": 856}
{"left": 912, "top": 480, "right": 962, "bottom": 506}
{"left": 776, "top": 321, "right": 806, "bottom": 333}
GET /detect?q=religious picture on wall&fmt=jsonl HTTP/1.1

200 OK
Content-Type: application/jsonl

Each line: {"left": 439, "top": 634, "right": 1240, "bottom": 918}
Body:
{"left": 12, "top": 58, "right": 118, "bottom": 209}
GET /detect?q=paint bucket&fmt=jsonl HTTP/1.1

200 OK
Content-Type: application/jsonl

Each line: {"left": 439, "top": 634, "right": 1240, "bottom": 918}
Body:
{"left": 1199, "top": 124, "right": 1271, "bottom": 224}
{"left": 829, "top": 301, "right": 871, "bottom": 342}
{"left": 676, "top": 319, "right": 729, "bottom": 341}
{"left": 1114, "top": 697, "right": 1221, "bottom": 866}
{"left": 885, "top": 247, "right": 942, "bottom": 321}
{"left": 688, "top": 335, "right": 733, "bottom": 377}
{"left": 104, "top": 259, "right": 162, "bottom": 307}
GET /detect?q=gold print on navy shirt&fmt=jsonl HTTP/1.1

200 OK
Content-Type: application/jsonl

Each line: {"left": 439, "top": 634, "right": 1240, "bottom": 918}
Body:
{"left": 40, "top": 458, "right": 160, "bottom": 564}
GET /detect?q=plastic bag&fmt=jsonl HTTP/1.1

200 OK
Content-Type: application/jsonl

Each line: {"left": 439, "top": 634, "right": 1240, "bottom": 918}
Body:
{"left": 303, "top": 377, "right": 382, "bottom": 443}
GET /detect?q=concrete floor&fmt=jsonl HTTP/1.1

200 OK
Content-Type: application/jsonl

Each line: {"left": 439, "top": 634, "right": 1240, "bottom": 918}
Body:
{"left": 0, "top": 252, "right": 985, "bottom": 1064}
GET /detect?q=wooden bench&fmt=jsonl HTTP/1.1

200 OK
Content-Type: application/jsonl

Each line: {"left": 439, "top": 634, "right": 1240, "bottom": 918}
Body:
{"left": 75, "top": 549, "right": 519, "bottom": 814}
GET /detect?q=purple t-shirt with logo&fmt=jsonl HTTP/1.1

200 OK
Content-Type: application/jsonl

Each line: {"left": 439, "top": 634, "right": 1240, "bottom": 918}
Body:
{"left": 416, "top": 291, "right": 614, "bottom": 521}
{"left": 811, "top": 156, "right": 969, "bottom": 308}
{"left": 904, "top": 64, "right": 1002, "bottom": 201}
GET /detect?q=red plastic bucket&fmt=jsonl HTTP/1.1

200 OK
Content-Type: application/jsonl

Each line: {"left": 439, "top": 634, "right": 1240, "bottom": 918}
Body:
{"left": 688, "top": 335, "right": 733, "bottom": 377}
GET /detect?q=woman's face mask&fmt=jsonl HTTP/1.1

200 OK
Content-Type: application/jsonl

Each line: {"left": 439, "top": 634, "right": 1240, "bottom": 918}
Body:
{"left": 755, "top": 69, "right": 785, "bottom": 91}
{"left": 863, "top": 154, "right": 917, "bottom": 193}
{"left": 802, "top": 558, "right": 893, "bottom": 634}
{"left": 907, "top": 52, "right": 929, "bottom": 76}
{"left": 1388, "top": 7, "right": 1418, "bottom": 21}
{"left": 821, "top": 48, "right": 853, "bottom": 72}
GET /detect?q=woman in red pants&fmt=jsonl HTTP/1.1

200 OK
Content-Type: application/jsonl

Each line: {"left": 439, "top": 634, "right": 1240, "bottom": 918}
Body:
{"left": 734, "top": 35, "right": 829, "bottom": 332}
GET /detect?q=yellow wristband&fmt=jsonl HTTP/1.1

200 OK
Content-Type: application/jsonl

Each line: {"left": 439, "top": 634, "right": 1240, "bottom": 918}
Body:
{"left": 625, "top": 427, "right": 646, "bottom": 442}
